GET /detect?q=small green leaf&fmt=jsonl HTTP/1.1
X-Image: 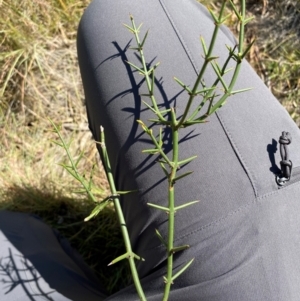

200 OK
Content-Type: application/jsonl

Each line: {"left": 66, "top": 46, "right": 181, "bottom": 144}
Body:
{"left": 88, "top": 166, "right": 97, "bottom": 190}
{"left": 142, "top": 148, "right": 159, "bottom": 154}
{"left": 226, "top": 47, "right": 234, "bottom": 57}
{"left": 73, "top": 189, "right": 88, "bottom": 194}
{"left": 194, "top": 86, "right": 215, "bottom": 96}
{"left": 207, "top": 94, "right": 215, "bottom": 115}
{"left": 225, "top": 44, "right": 236, "bottom": 55}
{"left": 174, "top": 200, "right": 200, "bottom": 211}
{"left": 206, "top": 56, "right": 219, "bottom": 62}
{"left": 156, "top": 159, "right": 167, "bottom": 164}
{"left": 116, "top": 190, "right": 137, "bottom": 195}
{"left": 146, "top": 67, "right": 154, "bottom": 76}
{"left": 171, "top": 258, "right": 195, "bottom": 282}
{"left": 147, "top": 203, "right": 169, "bottom": 212}
{"left": 174, "top": 77, "right": 192, "bottom": 93}
{"left": 142, "top": 100, "right": 157, "bottom": 114}
{"left": 211, "top": 62, "right": 228, "bottom": 90}
{"left": 159, "top": 161, "right": 169, "bottom": 178}
{"left": 150, "top": 64, "right": 155, "bottom": 94}
{"left": 170, "top": 107, "right": 177, "bottom": 126}
{"left": 170, "top": 245, "right": 189, "bottom": 254}
{"left": 74, "top": 152, "right": 84, "bottom": 168}
{"left": 126, "top": 61, "right": 145, "bottom": 75}
{"left": 177, "top": 155, "right": 197, "bottom": 166}
{"left": 158, "top": 109, "right": 171, "bottom": 114}
{"left": 244, "top": 16, "right": 255, "bottom": 25}
{"left": 51, "top": 140, "right": 63, "bottom": 147}
{"left": 65, "top": 138, "right": 73, "bottom": 149}
{"left": 59, "top": 163, "right": 72, "bottom": 169}
{"left": 148, "top": 118, "right": 170, "bottom": 125}
{"left": 158, "top": 127, "right": 163, "bottom": 147}
{"left": 152, "top": 62, "right": 160, "bottom": 71}
{"left": 241, "top": 39, "right": 255, "bottom": 59}
{"left": 136, "top": 22, "right": 143, "bottom": 32}
{"left": 223, "top": 67, "right": 233, "bottom": 75}
{"left": 129, "top": 47, "right": 141, "bottom": 51}
{"left": 136, "top": 119, "right": 148, "bottom": 131}
{"left": 229, "top": 1, "right": 241, "bottom": 20}
{"left": 200, "top": 36, "right": 208, "bottom": 55}
{"left": 155, "top": 229, "right": 167, "bottom": 247}
{"left": 172, "top": 171, "right": 193, "bottom": 183}
{"left": 230, "top": 87, "right": 252, "bottom": 95}
{"left": 181, "top": 119, "right": 208, "bottom": 127}
{"left": 208, "top": 8, "right": 219, "bottom": 24}
{"left": 59, "top": 164, "right": 79, "bottom": 180}
{"left": 84, "top": 200, "right": 110, "bottom": 222}
{"left": 123, "top": 23, "right": 135, "bottom": 33}
{"left": 132, "top": 252, "right": 145, "bottom": 261}
{"left": 210, "top": 102, "right": 224, "bottom": 115}
{"left": 108, "top": 253, "right": 129, "bottom": 266}
{"left": 221, "top": 13, "right": 233, "bottom": 23}
{"left": 140, "top": 30, "right": 149, "bottom": 48}
{"left": 91, "top": 186, "right": 105, "bottom": 196}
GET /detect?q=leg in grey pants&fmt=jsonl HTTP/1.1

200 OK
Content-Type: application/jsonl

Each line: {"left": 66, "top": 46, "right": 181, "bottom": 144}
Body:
{"left": 1, "top": 0, "right": 300, "bottom": 300}
{"left": 77, "top": 0, "right": 300, "bottom": 300}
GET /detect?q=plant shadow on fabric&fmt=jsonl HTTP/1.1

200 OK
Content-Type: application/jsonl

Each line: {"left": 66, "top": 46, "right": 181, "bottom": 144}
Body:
{"left": 0, "top": 248, "right": 55, "bottom": 300}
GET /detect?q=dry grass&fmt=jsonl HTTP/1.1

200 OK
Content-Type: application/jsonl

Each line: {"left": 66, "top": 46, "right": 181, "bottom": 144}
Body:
{"left": 0, "top": 0, "right": 299, "bottom": 295}
{"left": 199, "top": 0, "right": 300, "bottom": 124}
{"left": 246, "top": 0, "right": 300, "bottom": 123}
{"left": 0, "top": 0, "right": 129, "bottom": 294}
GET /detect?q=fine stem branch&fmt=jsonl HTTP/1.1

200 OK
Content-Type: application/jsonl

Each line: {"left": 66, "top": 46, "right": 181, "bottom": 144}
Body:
{"left": 162, "top": 121, "right": 179, "bottom": 300}
{"left": 124, "top": 1, "right": 250, "bottom": 300}
{"left": 99, "top": 126, "right": 147, "bottom": 301}
{"left": 128, "top": 15, "right": 166, "bottom": 123}
{"left": 55, "top": 1, "right": 252, "bottom": 300}
{"left": 176, "top": 0, "right": 227, "bottom": 129}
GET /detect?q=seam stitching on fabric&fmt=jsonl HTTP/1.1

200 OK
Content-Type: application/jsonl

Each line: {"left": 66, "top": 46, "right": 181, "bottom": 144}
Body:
{"left": 174, "top": 199, "right": 255, "bottom": 242}
{"left": 257, "top": 178, "right": 300, "bottom": 200}
{"left": 144, "top": 179, "right": 300, "bottom": 253}
{"left": 143, "top": 197, "right": 256, "bottom": 252}
{"left": 158, "top": 0, "right": 198, "bottom": 75}
{"left": 216, "top": 112, "right": 258, "bottom": 197}
{"left": 159, "top": 0, "right": 257, "bottom": 198}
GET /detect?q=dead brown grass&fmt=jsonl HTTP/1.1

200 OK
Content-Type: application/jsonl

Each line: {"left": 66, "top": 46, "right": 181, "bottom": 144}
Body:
{"left": 199, "top": 0, "right": 300, "bottom": 124}
{"left": 0, "top": 0, "right": 130, "bottom": 294}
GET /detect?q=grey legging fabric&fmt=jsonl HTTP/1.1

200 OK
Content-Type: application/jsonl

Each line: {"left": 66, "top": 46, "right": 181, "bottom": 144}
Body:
{"left": 1, "top": 0, "right": 300, "bottom": 300}
{"left": 0, "top": 211, "right": 107, "bottom": 301}
{"left": 77, "top": 0, "right": 300, "bottom": 300}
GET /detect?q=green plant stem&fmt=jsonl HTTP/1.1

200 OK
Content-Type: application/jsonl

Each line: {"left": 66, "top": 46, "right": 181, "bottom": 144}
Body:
{"left": 123, "top": 2, "right": 250, "bottom": 298}
{"left": 228, "top": 0, "right": 246, "bottom": 89}
{"left": 208, "top": 0, "right": 247, "bottom": 115}
{"left": 50, "top": 120, "right": 98, "bottom": 203}
{"left": 187, "top": 0, "right": 248, "bottom": 120}
{"left": 100, "top": 126, "right": 147, "bottom": 301}
{"left": 237, "top": 0, "right": 245, "bottom": 53}
{"left": 176, "top": 0, "right": 227, "bottom": 129}
{"left": 187, "top": 48, "right": 235, "bottom": 122}
{"left": 130, "top": 16, "right": 166, "bottom": 123}
{"left": 163, "top": 116, "right": 179, "bottom": 300}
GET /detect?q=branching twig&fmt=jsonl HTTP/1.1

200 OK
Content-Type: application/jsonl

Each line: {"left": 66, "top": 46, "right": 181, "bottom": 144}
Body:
{"left": 54, "top": 1, "right": 252, "bottom": 300}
